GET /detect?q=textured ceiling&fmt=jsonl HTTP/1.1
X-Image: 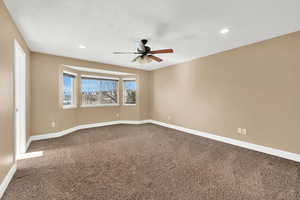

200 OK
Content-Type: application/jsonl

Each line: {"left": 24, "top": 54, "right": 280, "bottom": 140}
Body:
{"left": 4, "top": 0, "right": 300, "bottom": 70}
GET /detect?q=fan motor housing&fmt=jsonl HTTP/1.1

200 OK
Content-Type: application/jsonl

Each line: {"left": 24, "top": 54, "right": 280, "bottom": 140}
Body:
{"left": 137, "top": 46, "right": 151, "bottom": 55}
{"left": 145, "top": 46, "right": 151, "bottom": 54}
{"left": 141, "top": 39, "right": 148, "bottom": 45}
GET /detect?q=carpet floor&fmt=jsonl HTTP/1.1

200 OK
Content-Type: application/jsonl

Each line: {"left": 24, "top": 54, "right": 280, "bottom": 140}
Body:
{"left": 2, "top": 124, "right": 300, "bottom": 200}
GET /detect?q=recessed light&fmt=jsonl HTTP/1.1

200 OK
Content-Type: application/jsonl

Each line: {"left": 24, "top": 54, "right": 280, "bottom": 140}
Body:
{"left": 220, "top": 28, "right": 230, "bottom": 34}
{"left": 79, "top": 45, "right": 86, "bottom": 49}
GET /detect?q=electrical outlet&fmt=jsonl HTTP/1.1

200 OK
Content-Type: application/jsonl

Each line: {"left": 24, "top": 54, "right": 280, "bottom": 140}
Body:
{"left": 237, "top": 128, "right": 242, "bottom": 134}
{"left": 116, "top": 113, "right": 120, "bottom": 118}
{"left": 242, "top": 129, "right": 247, "bottom": 135}
{"left": 51, "top": 122, "right": 56, "bottom": 127}
{"left": 167, "top": 116, "right": 171, "bottom": 120}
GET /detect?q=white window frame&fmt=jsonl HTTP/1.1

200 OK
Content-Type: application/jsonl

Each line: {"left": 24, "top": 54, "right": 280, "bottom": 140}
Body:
{"left": 80, "top": 75, "right": 120, "bottom": 108}
{"left": 62, "top": 71, "right": 77, "bottom": 109}
{"left": 122, "top": 78, "right": 137, "bottom": 106}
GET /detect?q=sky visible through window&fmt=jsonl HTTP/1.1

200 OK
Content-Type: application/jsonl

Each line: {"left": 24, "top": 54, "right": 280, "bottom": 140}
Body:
{"left": 81, "top": 79, "right": 118, "bottom": 92}
{"left": 124, "top": 80, "right": 136, "bottom": 91}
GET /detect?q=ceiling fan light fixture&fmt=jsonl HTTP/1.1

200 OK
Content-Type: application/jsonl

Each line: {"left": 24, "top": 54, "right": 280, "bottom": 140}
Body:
{"left": 136, "top": 56, "right": 152, "bottom": 64}
{"left": 139, "top": 58, "right": 147, "bottom": 64}
{"left": 145, "top": 56, "right": 152, "bottom": 63}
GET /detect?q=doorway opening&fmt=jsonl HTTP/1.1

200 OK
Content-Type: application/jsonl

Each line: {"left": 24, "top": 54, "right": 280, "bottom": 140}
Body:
{"left": 14, "top": 39, "right": 27, "bottom": 160}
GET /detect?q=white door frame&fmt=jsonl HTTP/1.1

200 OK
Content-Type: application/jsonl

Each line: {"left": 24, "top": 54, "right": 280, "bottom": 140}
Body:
{"left": 14, "top": 39, "right": 27, "bottom": 160}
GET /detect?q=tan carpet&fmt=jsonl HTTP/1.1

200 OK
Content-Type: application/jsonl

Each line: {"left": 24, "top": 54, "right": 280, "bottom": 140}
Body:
{"left": 2, "top": 124, "right": 300, "bottom": 200}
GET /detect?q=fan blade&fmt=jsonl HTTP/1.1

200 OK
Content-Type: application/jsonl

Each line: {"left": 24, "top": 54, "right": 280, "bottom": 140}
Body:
{"left": 150, "top": 49, "right": 174, "bottom": 54}
{"left": 148, "top": 55, "right": 163, "bottom": 62}
{"left": 132, "top": 56, "right": 140, "bottom": 62}
{"left": 113, "top": 52, "right": 140, "bottom": 54}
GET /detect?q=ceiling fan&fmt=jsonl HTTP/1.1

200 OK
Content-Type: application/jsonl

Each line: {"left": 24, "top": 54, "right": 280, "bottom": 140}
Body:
{"left": 113, "top": 39, "right": 174, "bottom": 64}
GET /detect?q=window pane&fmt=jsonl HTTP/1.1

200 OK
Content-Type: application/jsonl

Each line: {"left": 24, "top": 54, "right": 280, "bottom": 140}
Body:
{"left": 63, "top": 74, "right": 74, "bottom": 105}
{"left": 81, "top": 78, "right": 118, "bottom": 105}
{"left": 124, "top": 80, "right": 136, "bottom": 104}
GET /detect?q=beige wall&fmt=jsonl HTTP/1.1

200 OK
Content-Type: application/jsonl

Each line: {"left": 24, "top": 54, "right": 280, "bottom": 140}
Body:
{"left": 150, "top": 31, "right": 300, "bottom": 155}
{"left": 30, "top": 52, "right": 150, "bottom": 135}
{"left": 0, "top": 0, "right": 31, "bottom": 184}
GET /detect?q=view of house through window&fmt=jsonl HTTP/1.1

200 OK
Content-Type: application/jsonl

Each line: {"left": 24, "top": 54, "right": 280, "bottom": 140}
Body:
{"left": 81, "top": 77, "right": 119, "bottom": 106}
{"left": 123, "top": 79, "right": 136, "bottom": 105}
{"left": 63, "top": 73, "right": 75, "bottom": 106}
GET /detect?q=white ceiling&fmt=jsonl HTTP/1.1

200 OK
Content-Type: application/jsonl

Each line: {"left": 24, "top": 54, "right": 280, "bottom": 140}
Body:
{"left": 4, "top": 0, "right": 300, "bottom": 70}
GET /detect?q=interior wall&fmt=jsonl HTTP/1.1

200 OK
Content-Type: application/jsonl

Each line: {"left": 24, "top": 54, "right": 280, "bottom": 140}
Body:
{"left": 0, "top": 0, "right": 31, "bottom": 184}
{"left": 150, "top": 31, "right": 300, "bottom": 155}
{"left": 30, "top": 52, "right": 150, "bottom": 136}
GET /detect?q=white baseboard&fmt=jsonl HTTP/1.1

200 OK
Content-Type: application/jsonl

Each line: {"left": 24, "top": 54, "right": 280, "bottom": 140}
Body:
{"left": 16, "top": 151, "right": 44, "bottom": 161}
{"left": 149, "top": 120, "right": 300, "bottom": 163}
{"left": 26, "top": 119, "right": 300, "bottom": 163}
{"left": 30, "top": 120, "right": 152, "bottom": 142}
{"left": 120, "top": 120, "right": 152, "bottom": 125}
{"left": 26, "top": 137, "right": 32, "bottom": 151}
{"left": 0, "top": 164, "right": 17, "bottom": 199}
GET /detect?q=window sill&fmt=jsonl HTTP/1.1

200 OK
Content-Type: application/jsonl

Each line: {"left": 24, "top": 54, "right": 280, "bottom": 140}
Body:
{"left": 80, "top": 104, "right": 120, "bottom": 108}
{"left": 63, "top": 105, "right": 77, "bottom": 109}
{"left": 123, "top": 104, "right": 136, "bottom": 106}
